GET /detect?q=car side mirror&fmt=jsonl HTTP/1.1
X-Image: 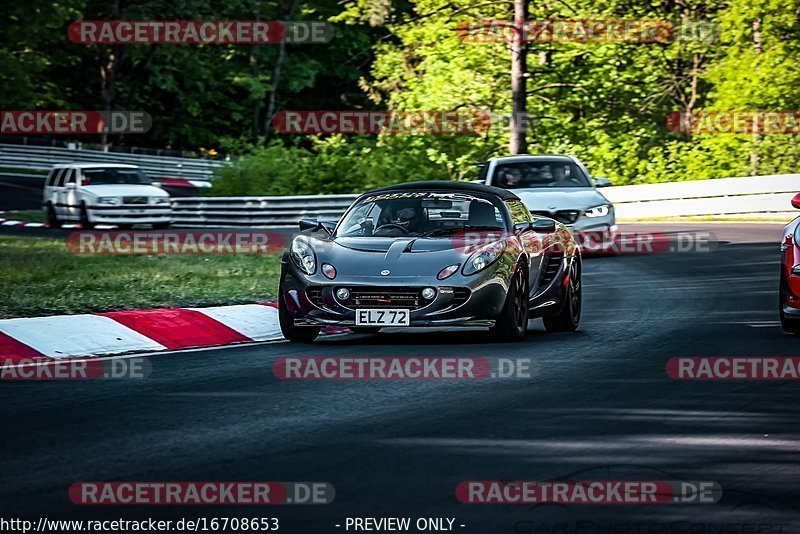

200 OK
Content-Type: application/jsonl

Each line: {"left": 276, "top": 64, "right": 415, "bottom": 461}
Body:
{"left": 594, "top": 177, "right": 612, "bottom": 188}
{"left": 65, "top": 182, "right": 77, "bottom": 190}
{"left": 792, "top": 192, "right": 800, "bottom": 209}
{"left": 299, "top": 218, "right": 335, "bottom": 235}
{"left": 530, "top": 219, "right": 557, "bottom": 233}
{"left": 299, "top": 218, "right": 321, "bottom": 232}
{"left": 319, "top": 221, "right": 336, "bottom": 235}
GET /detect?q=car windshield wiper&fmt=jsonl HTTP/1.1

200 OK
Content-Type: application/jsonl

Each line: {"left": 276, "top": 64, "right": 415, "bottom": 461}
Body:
{"left": 420, "top": 225, "right": 505, "bottom": 237}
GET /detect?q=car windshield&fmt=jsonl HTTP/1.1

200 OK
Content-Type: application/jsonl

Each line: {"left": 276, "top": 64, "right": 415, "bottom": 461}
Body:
{"left": 336, "top": 192, "right": 506, "bottom": 237}
{"left": 492, "top": 160, "right": 591, "bottom": 189}
{"left": 82, "top": 168, "right": 151, "bottom": 185}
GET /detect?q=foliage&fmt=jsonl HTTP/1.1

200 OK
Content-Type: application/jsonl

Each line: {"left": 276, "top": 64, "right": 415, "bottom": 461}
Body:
{"left": 3, "top": 0, "right": 800, "bottom": 193}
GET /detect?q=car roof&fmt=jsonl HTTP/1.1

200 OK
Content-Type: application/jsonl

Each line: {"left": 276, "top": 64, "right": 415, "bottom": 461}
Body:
{"left": 490, "top": 154, "right": 575, "bottom": 164}
{"left": 364, "top": 180, "right": 520, "bottom": 201}
{"left": 51, "top": 163, "right": 139, "bottom": 169}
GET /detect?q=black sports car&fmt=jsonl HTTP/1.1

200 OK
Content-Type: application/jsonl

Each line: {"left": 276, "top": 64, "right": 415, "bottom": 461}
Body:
{"left": 278, "top": 181, "right": 582, "bottom": 342}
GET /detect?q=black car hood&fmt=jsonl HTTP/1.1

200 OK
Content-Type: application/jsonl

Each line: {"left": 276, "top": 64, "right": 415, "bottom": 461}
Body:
{"left": 334, "top": 236, "right": 459, "bottom": 253}
{"left": 311, "top": 236, "right": 471, "bottom": 277}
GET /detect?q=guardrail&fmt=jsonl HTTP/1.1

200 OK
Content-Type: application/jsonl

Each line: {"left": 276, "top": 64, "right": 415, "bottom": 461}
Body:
{"left": 0, "top": 143, "right": 225, "bottom": 182}
{"left": 170, "top": 174, "right": 800, "bottom": 228}
{"left": 602, "top": 174, "right": 800, "bottom": 220}
{"left": 171, "top": 194, "right": 359, "bottom": 227}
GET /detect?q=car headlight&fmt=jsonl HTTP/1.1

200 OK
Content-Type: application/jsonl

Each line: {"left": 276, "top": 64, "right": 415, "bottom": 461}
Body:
{"left": 792, "top": 265, "right": 800, "bottom": 276}
{"left": 290, "top": 238, "right": 317, "bottom": 275}
{"left": 463, "top": 241, "right": 506, "bottom": 276}
{"left": 152, "top": 197, "right": 171, "bottom": 205}
{"left": 97, "top": 197, "right": 121, "bottom": 206}
{"left": 585, "top": 204, "right": 611, "bottom": 218}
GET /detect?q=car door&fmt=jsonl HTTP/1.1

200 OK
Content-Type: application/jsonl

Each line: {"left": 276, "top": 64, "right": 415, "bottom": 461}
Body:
{"left": 51, "top": 168, "right": 67, "bottom": 216}
{"left": 61, "top": 168, "right": 79, "bottom": 219}
{"left": 506, "top": 200, "right": 542, "bottom": 296}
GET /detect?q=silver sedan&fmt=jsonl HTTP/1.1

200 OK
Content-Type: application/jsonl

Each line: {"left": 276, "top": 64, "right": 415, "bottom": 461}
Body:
{"left": 479, "top": 154, "right": 616, "bottom": 234}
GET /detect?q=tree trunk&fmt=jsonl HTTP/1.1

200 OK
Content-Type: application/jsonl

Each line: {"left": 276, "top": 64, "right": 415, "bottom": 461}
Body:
{"left": 263, "top": 0, "right": 300, "bottom": 142}
{"left": 509, "top": 0, "right": 528, "bottom": 155}
{"left": 250, "top": 0, "right": 262, "bottom": 141}
{"left": 751, "top": 18, "right": 761, "bottom": 176}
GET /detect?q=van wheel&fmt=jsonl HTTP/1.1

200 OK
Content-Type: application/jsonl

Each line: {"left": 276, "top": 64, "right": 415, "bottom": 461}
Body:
{"left": 79, "top": 203, "right": 94, "bottom": 229}
{"left": 46, "top": 204, "right": 61, "bottom": 229}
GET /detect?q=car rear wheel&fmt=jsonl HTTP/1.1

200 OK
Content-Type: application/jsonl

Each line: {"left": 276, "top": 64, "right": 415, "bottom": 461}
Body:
{"left": 46, "top": 203, "right": 61, "bottom": 229}
{"left": 543, "top": 257, "right": 582, "bottom": 332}
{"left": 490, "top": 266, "right": 529, "bottom": 341}
{"left": 278, "top": 284, "right": 320, "bottom": 343}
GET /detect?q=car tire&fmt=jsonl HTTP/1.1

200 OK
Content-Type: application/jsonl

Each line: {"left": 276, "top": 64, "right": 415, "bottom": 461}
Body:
{"left": 543, "top": 256, "right": 582, "bottom": 332}
{"left": 153, "top": 222, "right": 170, "bottom": 230}
{"left": 780, "top": 274, "right": 800, "bottom": 335}
{"left": 46, "top": 203, "right": 61, "bottom": 229}
{"left": 278, "top": 285, "right": 320, "bottom": 343}
{"left": 79, "top": 203, "right": 94, "bottom": 229}
{"left": 490, "top": 265, "right": 529, "bottom": 341}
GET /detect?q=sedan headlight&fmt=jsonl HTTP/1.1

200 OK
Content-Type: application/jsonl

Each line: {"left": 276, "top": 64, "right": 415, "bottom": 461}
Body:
{"left": 463, "top": 241, "right": 506, "bottom": 276}
{"left": 792, "top": 265, "right": 800, "bottom": 276}
{"left": 97, "top": 197, "right": 121, "bottom": 206}
{"left": 290, "top": 238, "right": 317, "bottom": 275}
{"left": 585, "top": 204, "right": 611, "bottom": 218}
{"left": 152, "top": 197, "right": 171, "bottom": 205}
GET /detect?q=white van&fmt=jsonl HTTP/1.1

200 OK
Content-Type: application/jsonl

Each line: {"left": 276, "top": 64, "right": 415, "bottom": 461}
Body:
{"left": 42, "top": 163, "right": 171, "bottom": 229}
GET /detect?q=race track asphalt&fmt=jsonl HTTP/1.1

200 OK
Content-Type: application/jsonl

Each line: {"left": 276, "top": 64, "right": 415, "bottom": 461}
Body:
{"left": 1, "top": 223, "right": 799, "bottom": 533}
{"left": 0, "top": 172, "right": 45, "bottom": 211}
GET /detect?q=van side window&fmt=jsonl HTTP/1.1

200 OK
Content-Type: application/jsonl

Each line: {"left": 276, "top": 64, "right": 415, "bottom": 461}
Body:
{"left": 53, "top": 169, "right": 66, "bottom": 187}
{"left": 64, "top": 169, "right": 76, "bottom": 184}
{"left": 45, "top": 169, "right": 56, "bottom": 186}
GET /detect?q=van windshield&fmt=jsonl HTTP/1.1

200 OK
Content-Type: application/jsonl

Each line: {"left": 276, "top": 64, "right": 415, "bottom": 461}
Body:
{"left": 82, "top": 168, "right": 151, "bottom": 185}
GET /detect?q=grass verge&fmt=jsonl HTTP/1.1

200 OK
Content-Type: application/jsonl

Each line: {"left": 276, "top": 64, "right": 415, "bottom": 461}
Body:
{"left": 0, "top": 235, "right": 282, "bottom": 319}
{"left": 3, "top": 210, "right": 45, "bottom": 223}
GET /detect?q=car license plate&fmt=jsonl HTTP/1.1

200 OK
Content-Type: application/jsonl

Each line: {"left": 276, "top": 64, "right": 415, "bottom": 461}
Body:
{"left": 355, "top": 309, "right": 410, "bottom": 326}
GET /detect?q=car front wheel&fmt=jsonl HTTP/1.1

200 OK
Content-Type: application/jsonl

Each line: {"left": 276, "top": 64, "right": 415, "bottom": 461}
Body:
{"left": 79, "top": 203, "right": 94, "bottom": 229}
{"left": 780, "top": 274, "right": 800, "bottom": 335}
{"left": 490, "top": 266, "right": 529, "bottom": 341}
{"left": 278, "top": 284, "right": 320, "bottom": 343}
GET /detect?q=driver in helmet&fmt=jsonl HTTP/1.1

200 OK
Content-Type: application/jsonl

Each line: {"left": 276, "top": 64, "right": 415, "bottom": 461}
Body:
{"left": 380, "top": 199, "right": 424, "bottom": 233}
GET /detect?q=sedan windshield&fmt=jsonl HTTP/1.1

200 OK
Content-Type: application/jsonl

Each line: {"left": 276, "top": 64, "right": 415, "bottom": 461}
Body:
{"left": 337, "top": 192, "right": 506, "bottom": 237}
{"left": 492, "top": 160, "right": 591, "bottom": 189}
{"left": 82, "top": 168, "right": 151, "bottom": 185}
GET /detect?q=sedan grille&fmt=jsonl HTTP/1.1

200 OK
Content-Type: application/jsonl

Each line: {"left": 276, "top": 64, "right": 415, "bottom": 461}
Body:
{"left": 531, "top": 210, "right": 581, "bottom": 225}
{"left": 123, "top": 196, "right": 149, "bottom": 205}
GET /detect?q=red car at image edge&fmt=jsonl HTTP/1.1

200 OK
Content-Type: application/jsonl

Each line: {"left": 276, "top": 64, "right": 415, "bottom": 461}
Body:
{"left": 780, "top": 192, "right": 800, "bottom": 334}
